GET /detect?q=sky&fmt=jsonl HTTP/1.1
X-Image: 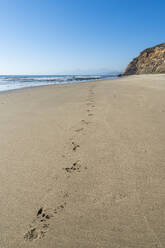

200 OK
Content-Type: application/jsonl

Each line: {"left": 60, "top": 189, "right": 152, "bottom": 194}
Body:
{"left": 0, "top": 0, "right": 165, "bottom": 75}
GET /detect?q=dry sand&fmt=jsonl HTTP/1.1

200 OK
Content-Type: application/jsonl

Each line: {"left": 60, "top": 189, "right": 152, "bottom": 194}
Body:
{"left": 0, "top": 74, "right": 165, "bottom": 248}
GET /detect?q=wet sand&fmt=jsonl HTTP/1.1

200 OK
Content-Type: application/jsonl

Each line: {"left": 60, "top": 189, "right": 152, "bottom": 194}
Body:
{"left": 0, "top": 74, "right": 165, "bottom": 248}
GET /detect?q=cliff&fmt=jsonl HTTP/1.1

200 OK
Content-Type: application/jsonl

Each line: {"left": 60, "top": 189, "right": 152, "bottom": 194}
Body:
{"left": 123, "top": 43, "right": 165, "bottom": 75}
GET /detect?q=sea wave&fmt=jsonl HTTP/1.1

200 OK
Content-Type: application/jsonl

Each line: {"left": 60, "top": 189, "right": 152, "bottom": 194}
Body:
{"left": 0, "top": 74, "right": 118, "bottom": 92}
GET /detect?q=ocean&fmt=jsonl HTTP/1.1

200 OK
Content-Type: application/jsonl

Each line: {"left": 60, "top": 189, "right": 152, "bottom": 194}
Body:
{"left": 0, "top": 74, "right": 118, "bottom": 92}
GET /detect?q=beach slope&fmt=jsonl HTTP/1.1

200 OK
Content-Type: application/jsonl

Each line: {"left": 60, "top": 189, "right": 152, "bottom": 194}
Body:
{"left": 0, "top": 74, "right": 165, "bottom": 248}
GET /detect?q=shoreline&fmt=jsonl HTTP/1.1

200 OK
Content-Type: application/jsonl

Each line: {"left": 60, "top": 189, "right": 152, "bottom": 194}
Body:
{"left": 0, "top": 75, "right": 119, "bottom": 94}
{"left": 1, "top": 74, "right": 165, "bottom": 247}
{"left": 0, "top": 78, "right": 119, "bottom": 96}
{"left": 1, "top": 72, "right": 164, "bottom": 95}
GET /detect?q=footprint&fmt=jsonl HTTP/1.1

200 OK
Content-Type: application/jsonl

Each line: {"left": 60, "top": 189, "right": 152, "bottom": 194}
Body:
{"left": 81, "top": 120, "right": 89, "bottom": 125}
{"left": 24, "top": 202, "right": 67, "bottom": 241}
{"left": 54, "top": 202, "right": 67, "bottom": 213}
{"left": 75, "top": 128, "right": 84, "bottom": 132}
{"left": 37, "top": 208, "right": 43, "bottom": 216}
{"left": 24, "top": 208, "right": 52, "bottom": 241}
{"left": 64, "top": 160, "right": 81, "bottom": 173}
{"left": 63, "top": 192, "right": 70, "bottom": 198}
{"left": 72, "top": 142, "right": 80, "bottom": 151}
{"left": 24, "top": 227, "right": 45, "bottom": 241}
{"left": 88, "top": 114, "right": 93, "bottom": 116}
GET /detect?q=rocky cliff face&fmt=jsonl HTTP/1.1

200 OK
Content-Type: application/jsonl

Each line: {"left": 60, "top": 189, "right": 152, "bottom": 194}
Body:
{"left": 123, "top": 43, "right": 165, "bottom": 75}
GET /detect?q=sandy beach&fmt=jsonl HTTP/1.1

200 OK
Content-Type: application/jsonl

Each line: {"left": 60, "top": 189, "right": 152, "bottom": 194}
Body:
{"left": 1, "top": 74, "right": 165, "bottom": 248}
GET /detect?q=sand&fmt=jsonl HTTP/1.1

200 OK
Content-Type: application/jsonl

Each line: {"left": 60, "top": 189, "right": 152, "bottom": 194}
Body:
{"left": 0, "top": 74, "right": 165, "bottom": 248}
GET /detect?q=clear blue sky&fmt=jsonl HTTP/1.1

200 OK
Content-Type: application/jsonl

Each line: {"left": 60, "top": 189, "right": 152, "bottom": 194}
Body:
{"left": 0, "top": 0, "right": 165, "bottom": 75}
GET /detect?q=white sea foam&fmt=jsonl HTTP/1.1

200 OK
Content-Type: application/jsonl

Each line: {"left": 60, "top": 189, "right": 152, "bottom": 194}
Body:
{"left": 0, "top": 75, "right": 117, "bottom": 92}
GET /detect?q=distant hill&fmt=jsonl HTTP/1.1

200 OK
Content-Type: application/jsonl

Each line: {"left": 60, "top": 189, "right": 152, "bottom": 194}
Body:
{"left": 123, "top": 43, "right": 165, "bottom": 75}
